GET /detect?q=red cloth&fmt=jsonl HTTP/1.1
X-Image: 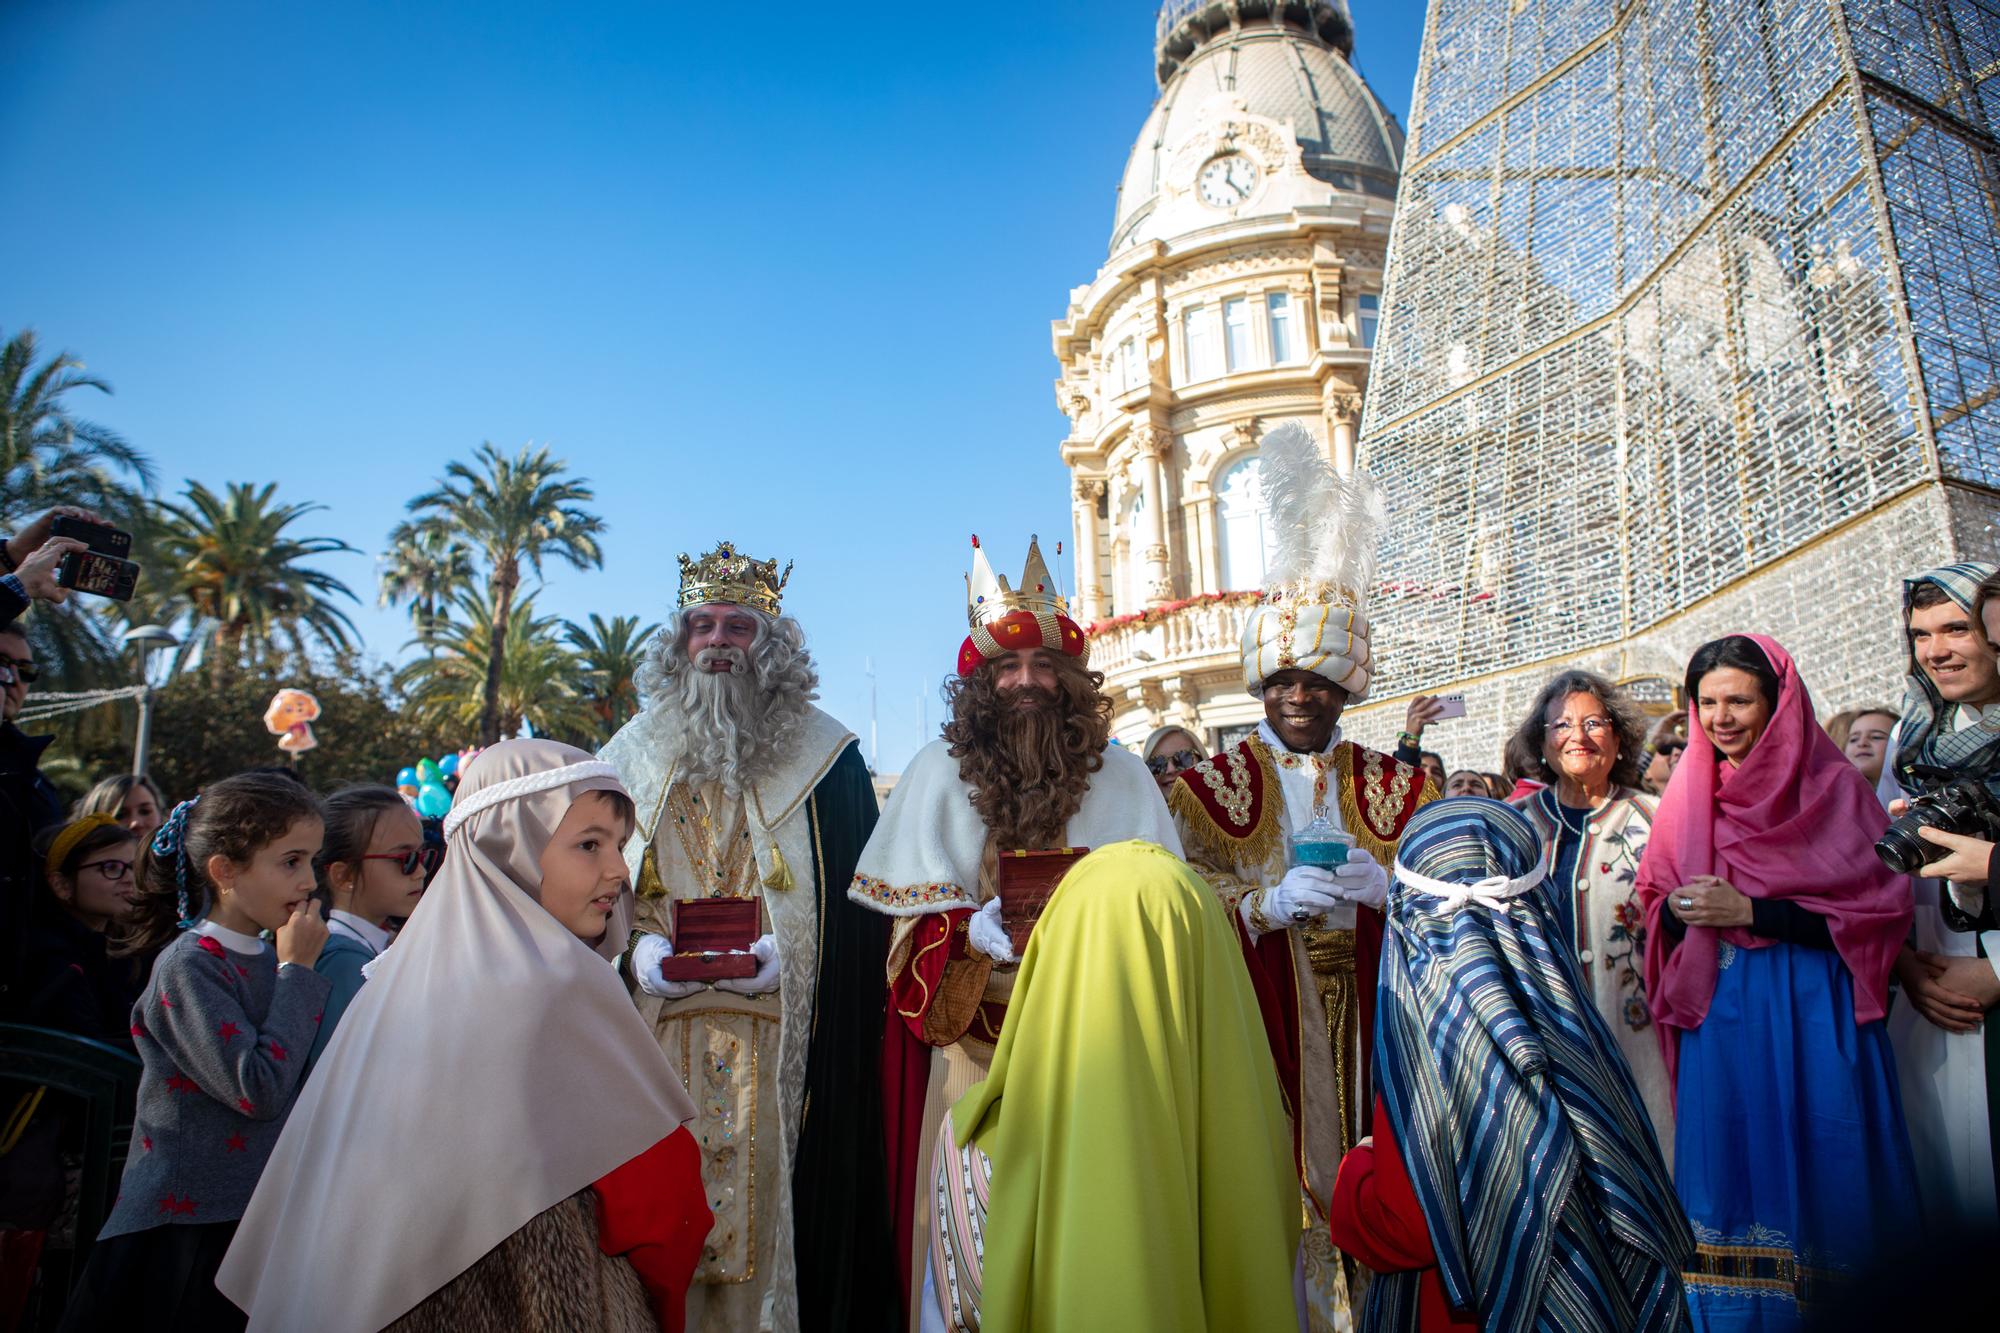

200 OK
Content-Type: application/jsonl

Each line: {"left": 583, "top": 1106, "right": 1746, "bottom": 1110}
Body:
{"left": 1330, "top": 1098, "right": 1475, "bottom": 1331}
{"left": 592, "top": 1127, "right": 711, "bottom": 1333}
{"left": 1637, "top": 633, "right": 1911, "bottom": 1086}
{"left": 1234, "top": 906, "right": 1383, "bottom": 1214}
{"left": 880, "top": 906, "right": 982, "bottom": 1322}
{"left": 955, "top": 608, "right": 1086, "bottom": 675}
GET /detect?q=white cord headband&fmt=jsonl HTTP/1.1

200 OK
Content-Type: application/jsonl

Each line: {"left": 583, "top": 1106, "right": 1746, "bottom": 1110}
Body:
{"left": 1393, "top": 855, "right": 1548, "bottom": 916}
{"left": 441, "top": 760, "right": 625, "bottom": 839}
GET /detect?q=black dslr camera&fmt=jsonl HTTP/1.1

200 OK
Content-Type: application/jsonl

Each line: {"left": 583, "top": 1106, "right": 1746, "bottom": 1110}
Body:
{"left": 1875, "top": 765, "right": 2000, "bottom": 874}
{"left": 50, "top": 514, "right": 140, "bottom": 602}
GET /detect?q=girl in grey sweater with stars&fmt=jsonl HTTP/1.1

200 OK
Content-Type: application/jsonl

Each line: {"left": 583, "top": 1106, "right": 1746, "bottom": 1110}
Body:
{"left": 58, "top": 772, "right": 332, "bottom": 1333}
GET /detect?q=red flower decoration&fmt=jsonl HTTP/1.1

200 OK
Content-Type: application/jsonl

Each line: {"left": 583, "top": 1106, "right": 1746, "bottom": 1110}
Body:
{"left": 225, "top": 1131, "right": 248, "bottom": 1153}
{"left": 217, "top": 1021, "right": 241, "bottom": 1044}
{"left": 157, "top": 991, "right": 174, "bottom": 1009}
{"left": 157, "top": 1193, "right": 198, "bottom": 1217}
{"left": 237, "top": 965, "right": 250, "bottom": 978}
{"left": 237, "top": 1097, "right": 255, "bottom": 1114}
{"left": 141, "top": 1135, "right": 153, "bottom": 1152}
{"left": 197, "top": 936, "right": 226, "bottom": 959}
{"left": 311, "top": 1012, "right": 323, "bottom": 1024}
{"left": 269, "top": 1041, "right": 289, "bottom": 1061}
{"left": 130, "top": 1021, "right": 146, "bottom": 1038}
{"left": 165, "top": 1073, "right": 200, "bottom": 1095}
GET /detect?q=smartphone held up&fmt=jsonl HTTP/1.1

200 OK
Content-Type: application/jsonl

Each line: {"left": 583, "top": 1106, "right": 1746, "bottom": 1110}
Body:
{"left": 50, "top": 515, "right": 141, "bottom": 602}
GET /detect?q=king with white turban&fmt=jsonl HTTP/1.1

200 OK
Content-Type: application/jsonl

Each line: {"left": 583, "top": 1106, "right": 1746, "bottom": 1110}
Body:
{"left": 1165, "top": 423, "right": 1436, "bottom": 1331}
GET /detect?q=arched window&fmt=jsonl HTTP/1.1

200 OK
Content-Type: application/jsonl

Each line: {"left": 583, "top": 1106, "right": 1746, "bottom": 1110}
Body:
{"left": 1216, "top": 455, "right": 1274, "bottom": 591}
{"left": 1119, "top": 486, "right": 1148, "bottom": 611}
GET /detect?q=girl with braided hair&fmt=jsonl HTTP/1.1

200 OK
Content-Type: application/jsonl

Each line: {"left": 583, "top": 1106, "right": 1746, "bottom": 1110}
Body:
{"left": 60, "top": 772, "right": 330, "bottom": 1333}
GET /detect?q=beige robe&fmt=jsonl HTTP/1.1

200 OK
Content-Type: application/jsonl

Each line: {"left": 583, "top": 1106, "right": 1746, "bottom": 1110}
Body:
{"left": 602, "top": 706, "right": 855, "bottom": 1333}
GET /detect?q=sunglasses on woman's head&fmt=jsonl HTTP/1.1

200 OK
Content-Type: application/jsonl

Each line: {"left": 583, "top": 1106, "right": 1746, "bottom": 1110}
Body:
{"left": 363, "top": 846, "right": 445, "bottom": 876}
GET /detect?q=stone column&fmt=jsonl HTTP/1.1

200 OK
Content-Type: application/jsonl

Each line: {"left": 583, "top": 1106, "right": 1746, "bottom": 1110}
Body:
{"left": 1072, "top": 476, "right": 1107, "bottom": 622}
{"left": 1326, "top": 390, "right": 1364, "bottom": 472}
{"left": 1134, "top": 425, "right": 1174, "bottom": 606}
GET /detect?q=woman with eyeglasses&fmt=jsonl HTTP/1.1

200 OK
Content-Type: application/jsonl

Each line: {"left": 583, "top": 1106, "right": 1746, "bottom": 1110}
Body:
{"left": 1504, "top": 669, "right": 1677, "bottom": 1159}
{"left": 27, "top": 813, "right": 147, "bottom": 1045}
{"left": 1642, "top": 712, "right": 1689, "bottom": 795}
{"left": 306, "top": 786, "right": 436, "bottom": 1068}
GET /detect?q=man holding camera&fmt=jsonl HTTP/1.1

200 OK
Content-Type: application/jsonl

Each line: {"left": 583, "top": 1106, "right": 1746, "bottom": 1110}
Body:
{"left": 1882, "top": 561, "right": 2000, "bottom": 1232}
{"left": 0, "top": 507, "right": 96, "bottom": 1018}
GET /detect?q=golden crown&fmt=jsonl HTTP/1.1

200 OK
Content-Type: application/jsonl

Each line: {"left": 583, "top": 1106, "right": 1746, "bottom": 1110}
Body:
{"left": 966, "top": 534, "right": 1068, "bottom": 629}
{"left": 677, "top": 541, "right": 792, "bottom": 616}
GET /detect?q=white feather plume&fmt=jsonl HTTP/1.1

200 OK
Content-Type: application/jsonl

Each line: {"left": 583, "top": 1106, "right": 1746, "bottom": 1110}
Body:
{"left": 1256, "top": 421, "right": 1385, "bottom": 607}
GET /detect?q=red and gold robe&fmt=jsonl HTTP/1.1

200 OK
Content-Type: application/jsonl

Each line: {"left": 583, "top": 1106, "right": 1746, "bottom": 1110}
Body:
{"left": 1169, "top": 733, "right": 1432, "bottom": 1329}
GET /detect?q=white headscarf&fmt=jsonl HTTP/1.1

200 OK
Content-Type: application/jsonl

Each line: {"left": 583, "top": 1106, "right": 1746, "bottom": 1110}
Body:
{"left": 218, "top": 740, "right": 699, "bottom": 1333}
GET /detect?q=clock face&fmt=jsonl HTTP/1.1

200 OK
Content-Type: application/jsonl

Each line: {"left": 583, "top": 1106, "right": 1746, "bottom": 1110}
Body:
{"left": 1197, "top": 154, "right": 1260, "bottom": 208}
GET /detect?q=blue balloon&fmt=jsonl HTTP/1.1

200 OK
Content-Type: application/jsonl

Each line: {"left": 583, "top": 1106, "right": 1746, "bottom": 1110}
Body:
{"left": 415, "top": 782, "right": 452, "bottom": 819}
{"left": 439, "top": 752, "right": 461, "bottom": 777}
{"left": 396, "top": 766, "right": 419, "bottom": 788}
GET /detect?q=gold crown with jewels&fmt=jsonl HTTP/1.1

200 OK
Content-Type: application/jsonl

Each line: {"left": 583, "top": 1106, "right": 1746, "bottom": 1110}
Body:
{"left": 965, "top": 534, "right": 1067, "bottom": 629}
{"left": 676, "top": 541, "right": 793, "bottom": 616}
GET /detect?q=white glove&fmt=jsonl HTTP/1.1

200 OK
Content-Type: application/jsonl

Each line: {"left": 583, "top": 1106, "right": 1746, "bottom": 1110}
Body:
{"left": 967, "top": 897, "right": 1016, "bottom": 965}
{"left": 631, "top": 932, "right": 707, "bottom": 1000}
{"left": 1328, "top": 848, "right": 1390, "bottom": 911}
{"left": 1241, "top": 865, "right": 1344, "bottom": 939}
{"left": 714, "top": 934, "right": 781, "bottom": 996}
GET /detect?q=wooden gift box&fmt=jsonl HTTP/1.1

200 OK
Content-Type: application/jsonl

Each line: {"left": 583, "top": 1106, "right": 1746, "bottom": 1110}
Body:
{"left": 659, "top": 897, "right": 760, "bottom": 982}
{"left": 996, "top": 847, "right": 1089, "bottom": 955}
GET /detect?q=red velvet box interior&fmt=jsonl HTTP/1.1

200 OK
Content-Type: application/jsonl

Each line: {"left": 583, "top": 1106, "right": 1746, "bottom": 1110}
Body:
{"left": 659, "top": 897, "right": 760, "bottom": 981}
{"left": 996, "top": 847, "right": 1088, "bottom": 954}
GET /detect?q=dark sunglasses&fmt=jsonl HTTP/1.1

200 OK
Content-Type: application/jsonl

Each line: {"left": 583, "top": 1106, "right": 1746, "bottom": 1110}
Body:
{"left": 363, "top": 846, "right": 445, "bottom": 876}
{"left": 0, "top": 658, "right": 39, "bottom": 684}
{"left": 1653, "top": 740, "right": 1687, "bottom": 757}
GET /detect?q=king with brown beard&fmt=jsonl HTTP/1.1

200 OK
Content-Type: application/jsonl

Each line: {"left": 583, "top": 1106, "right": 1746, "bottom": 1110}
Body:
{"left": 848, "top": 536, "right": 1182, "bottom": 1329}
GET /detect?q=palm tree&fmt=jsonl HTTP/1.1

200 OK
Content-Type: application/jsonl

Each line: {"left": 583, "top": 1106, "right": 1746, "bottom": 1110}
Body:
{"left": 395, "top": 588, "right": 595, "bottom": 742}
{"left": 380, "top": 521, "right": 475, "bottom": 651}
{"left": 401, "top": 443, "right": 605, "bottom": 744}
{"left": 564, "top": 613, "right": 659, "bottom": 741}
{"left": 153, "top": 481, "right": 361, "bottom": 682}
{"left": 0, "top": 328, "right": 154, "bottom": 532}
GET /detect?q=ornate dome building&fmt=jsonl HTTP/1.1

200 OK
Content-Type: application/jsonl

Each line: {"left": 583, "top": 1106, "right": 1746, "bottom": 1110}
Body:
{"left": 1056, "top": 0, "right": 1403, "bottom": 755}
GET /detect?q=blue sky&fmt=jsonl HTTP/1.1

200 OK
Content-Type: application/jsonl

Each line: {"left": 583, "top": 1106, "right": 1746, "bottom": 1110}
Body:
{"left": 1, "top": 1, "right": 1425, "bottom": 769}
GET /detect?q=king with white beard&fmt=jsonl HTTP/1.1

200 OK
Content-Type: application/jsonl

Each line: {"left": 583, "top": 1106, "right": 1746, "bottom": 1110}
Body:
{"left": 601, "top": 541, "right": 898, "bottom": 1333}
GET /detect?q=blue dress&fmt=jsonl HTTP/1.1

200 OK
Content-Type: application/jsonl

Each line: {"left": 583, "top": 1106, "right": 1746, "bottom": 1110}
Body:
{"left": 1673, "top": 940, "right": 1920, "bottom": 1329}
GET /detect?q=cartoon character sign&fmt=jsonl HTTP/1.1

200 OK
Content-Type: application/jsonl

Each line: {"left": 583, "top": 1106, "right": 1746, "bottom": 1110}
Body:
{"left": 264, "top": 688, "right": 322, "bottom": 753}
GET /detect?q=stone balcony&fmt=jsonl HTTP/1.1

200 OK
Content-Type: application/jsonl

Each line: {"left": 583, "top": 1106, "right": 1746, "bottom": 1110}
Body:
{"left": 1088, "top": 591, "right": 1260, "bottom": 681}
{"left": 1086, "top": 593, "right": 1270, "bottom": 749}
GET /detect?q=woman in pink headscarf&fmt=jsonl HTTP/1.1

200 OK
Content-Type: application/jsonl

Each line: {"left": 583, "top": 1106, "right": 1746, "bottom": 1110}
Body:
{"left": 1638, "top": 634, "right": 1918, "bottom": 1330}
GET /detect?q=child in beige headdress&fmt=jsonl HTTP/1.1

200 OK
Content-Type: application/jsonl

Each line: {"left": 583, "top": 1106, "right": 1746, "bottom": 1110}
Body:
{"left": 219, "top": 740, "right": 710, "bottom": 1333}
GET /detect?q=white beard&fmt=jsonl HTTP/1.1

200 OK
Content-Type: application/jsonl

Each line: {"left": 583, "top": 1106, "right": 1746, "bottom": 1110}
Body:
{"left": 660, "top": 649, "right": 783, "bottom": 797}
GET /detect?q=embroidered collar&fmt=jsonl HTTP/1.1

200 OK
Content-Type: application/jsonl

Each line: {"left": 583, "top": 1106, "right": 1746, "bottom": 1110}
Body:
{"left": 1255, "top": 720, "right": 1343, "bottom": 770}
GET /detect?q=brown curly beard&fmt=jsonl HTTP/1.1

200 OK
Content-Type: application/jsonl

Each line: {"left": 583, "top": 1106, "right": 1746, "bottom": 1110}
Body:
{"left": 941, "top": 653, "right": 1113, "bottom": 849}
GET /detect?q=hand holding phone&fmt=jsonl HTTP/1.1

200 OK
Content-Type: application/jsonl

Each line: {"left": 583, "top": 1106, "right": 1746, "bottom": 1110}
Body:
{"left": 1431, "top": 693, "right": 1467, "bottom": 721}
{"left": 49, "top": 515, "right": 141, "bottom": 602}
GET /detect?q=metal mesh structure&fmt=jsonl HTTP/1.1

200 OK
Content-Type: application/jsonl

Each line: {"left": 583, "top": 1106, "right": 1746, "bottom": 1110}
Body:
{"left": 1347, "top": 0, "right": 2000, "bottom": 762}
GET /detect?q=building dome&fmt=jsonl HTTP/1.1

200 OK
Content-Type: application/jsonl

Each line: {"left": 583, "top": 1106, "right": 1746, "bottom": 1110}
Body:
{"left": 1111, "top": 2, "right": 1404, "bottom": 254}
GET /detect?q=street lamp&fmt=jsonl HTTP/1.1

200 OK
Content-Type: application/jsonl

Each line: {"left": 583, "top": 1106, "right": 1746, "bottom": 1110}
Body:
{"left": 122, "top": 624, "right": 179, "bottom": 778}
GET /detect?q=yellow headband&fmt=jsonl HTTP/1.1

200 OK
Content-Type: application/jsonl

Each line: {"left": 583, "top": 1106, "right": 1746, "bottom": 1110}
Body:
{"left": 47, "top": 813, "right": 122, "bottom": 874}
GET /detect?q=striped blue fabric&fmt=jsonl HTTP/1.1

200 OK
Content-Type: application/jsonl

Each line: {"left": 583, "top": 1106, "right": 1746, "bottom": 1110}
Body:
{"left": 1893, "top": 561, "right": 2000, "bottom": 789}
{"left": 1367, "top": 798, "right": 1693, "bottom": 1333}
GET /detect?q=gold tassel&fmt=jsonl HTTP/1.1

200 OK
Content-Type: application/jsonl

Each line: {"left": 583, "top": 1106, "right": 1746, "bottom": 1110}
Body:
{"left": 636, "top": 842, "right": 667, "bottom": 899}
{"left": 760, "top": 841, "right": 794, "bottom": 892}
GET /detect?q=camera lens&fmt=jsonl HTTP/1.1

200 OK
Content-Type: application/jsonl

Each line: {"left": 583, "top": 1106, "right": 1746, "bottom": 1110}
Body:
{"left": 1874, "top": 819, "right": 1930, "bottom": 874}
